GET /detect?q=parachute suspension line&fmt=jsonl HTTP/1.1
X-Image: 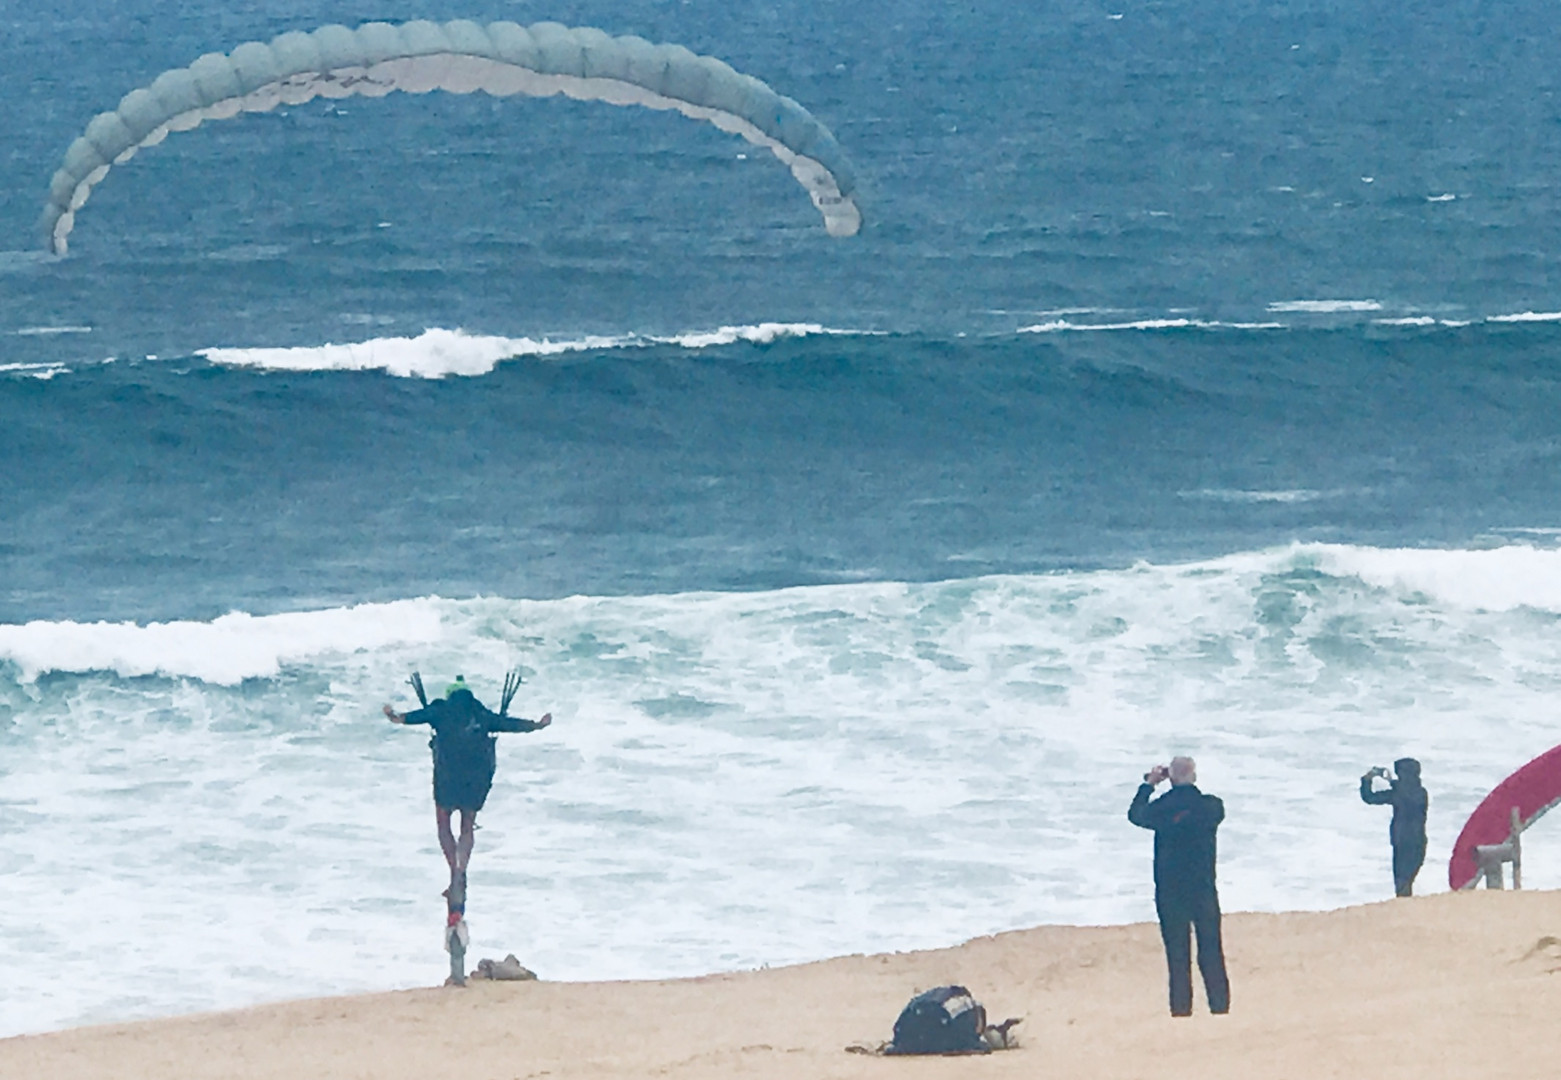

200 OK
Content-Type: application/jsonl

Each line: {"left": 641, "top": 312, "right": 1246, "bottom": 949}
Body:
{"left": 409, "top": 671, "right": 428, "bottom": 708}
{"left": 39, "top": 19, "right": 862, "bottom": 255}
{"left": 499, "top": 669, "right": 522, "bottom": 718}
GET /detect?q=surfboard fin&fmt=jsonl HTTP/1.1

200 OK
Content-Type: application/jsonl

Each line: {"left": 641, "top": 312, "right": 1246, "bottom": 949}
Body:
{"left": 409, "top": 670, "right": 428, "bottom": 708}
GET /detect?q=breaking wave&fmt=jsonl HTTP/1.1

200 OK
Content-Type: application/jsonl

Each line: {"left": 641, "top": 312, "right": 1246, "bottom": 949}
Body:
{"left": 196, "top": 323, "right": 866, "bottom": 377}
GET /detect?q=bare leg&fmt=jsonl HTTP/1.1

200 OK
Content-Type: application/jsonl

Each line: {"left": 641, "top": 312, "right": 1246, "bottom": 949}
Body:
{"left": 456, "top": 810, "right": 478, "bottom": 874}
{"left": 436, "top": 806, "right": 458, "bottom": 872}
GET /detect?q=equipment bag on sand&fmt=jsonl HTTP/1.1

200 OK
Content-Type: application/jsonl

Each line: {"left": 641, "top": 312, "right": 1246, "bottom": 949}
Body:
{"left": 885, "top": 985, "right": 989, "bottom": 1055}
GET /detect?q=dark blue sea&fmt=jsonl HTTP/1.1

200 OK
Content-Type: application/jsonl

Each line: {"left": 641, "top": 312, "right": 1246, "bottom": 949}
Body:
{"left": 5, "top": 0, "right": 1561, "bottom": 1036}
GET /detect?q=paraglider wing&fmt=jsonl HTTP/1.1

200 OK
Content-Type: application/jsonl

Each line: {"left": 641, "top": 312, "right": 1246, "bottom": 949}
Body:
{"left": 38, "top": 19, "right": 861, "bottom": 254}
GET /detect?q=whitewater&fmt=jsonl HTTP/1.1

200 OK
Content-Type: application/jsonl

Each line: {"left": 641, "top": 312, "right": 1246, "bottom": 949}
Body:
{"left": 5, "top": 541, "right": 1561, "bottom": 1036}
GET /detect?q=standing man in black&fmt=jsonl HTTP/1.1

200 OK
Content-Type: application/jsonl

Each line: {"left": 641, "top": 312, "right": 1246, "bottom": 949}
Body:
{"left": 1359, "top": 757, "right": 1428, "bottom": 897}
{"left": 1128, "top": 756, "right": 1230, "bottom": 1017}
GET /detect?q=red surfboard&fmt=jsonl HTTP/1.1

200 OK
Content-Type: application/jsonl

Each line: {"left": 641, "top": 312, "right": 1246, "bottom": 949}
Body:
{"left": 1449, "top": 743, "right": 1561, "bottom": 890}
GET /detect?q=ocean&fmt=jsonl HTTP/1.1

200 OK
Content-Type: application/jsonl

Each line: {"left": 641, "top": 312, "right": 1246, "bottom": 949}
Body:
{"left": 5, "top": 0, "right": 1561, "bottom": 1038}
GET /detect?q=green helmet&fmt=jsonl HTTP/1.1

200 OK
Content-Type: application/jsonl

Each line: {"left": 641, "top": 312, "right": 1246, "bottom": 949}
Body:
{"left": 445, "top": 675, "right": 469, "bottom": 698}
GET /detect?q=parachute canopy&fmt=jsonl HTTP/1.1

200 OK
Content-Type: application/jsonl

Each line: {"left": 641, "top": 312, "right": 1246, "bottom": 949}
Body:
{"left": 40, "top": 19, "right": 861, "bottom": 254}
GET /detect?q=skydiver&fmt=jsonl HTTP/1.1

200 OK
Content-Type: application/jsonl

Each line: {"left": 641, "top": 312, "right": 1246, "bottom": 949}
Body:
{"left": 383, "top": 675, "right": 552, "bottom": 906}
{"left": 1360, "top": 758, "right": 1428, "bottom": 897}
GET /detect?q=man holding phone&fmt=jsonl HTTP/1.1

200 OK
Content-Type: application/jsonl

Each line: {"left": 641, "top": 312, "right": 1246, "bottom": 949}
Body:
{"left": 1359, "top": 758, "right": 1428, "bottom": 897}
{"left": 1128, "top": 756, "right": 1230, "bottom": 1017}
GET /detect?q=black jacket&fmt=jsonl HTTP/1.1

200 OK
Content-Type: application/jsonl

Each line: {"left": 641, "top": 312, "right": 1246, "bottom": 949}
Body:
{"left": 402, "top": 689, "right": 543, "bottom": 779}
{"left": 1128, "top": 782, "right": 1225, "bottom": 900}
{"left": 1360, "top": 774, "right": 1428, "bottom": 851}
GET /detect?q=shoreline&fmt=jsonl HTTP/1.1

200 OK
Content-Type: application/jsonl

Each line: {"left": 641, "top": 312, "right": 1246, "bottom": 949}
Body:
{"left": 5, "top": 891, "right": 1561, "bottom": 1078}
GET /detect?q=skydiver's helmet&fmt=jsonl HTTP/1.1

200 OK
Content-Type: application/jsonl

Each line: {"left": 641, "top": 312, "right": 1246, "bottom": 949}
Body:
{"left": 1393, "top": 757, "right": 1422, "bottom": 785}
{"left": 446, "top": 676, "right": 471, "bottom": 699}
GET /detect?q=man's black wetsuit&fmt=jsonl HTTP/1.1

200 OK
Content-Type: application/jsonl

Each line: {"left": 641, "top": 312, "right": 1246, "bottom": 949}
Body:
{"left": 401, "top": 689, "right": 545, "bottom": 811}
{"left": 1360, "top": 759, "right": 1428, "bottom": 897}
{"left": 1128, "top": 782, "right": 1230, "bottom": 1017}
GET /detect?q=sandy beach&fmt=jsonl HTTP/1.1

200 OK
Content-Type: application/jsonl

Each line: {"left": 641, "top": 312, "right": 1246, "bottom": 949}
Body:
{"left": 5, "top": 890, "right": 1560, "bottom": 1079}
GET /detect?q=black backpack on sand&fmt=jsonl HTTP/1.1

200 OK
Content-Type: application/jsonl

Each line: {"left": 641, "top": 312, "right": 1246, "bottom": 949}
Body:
{"left": 885, "top": 985, "right": 989, "bottom": 1055}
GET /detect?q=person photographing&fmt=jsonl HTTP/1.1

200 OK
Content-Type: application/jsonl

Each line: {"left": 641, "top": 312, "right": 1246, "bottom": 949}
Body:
{"left": 1128, "top": 756, "right": 1230, "bottom": 1017}
{"left": 1359, "top": 758, "right": 1428, "bottom": 898}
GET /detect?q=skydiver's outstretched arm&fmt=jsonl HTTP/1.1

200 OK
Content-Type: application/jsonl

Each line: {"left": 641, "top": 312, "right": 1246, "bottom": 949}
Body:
{"left": 488, "top": 711, "right": 552, "bottom": 734}
{"left": 384, "top": 703, "right": 439, "bottom": 726}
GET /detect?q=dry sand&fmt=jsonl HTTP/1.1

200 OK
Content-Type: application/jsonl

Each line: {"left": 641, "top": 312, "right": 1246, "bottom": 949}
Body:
{"left": 5, "top": 890, "right": 1561, "bottom": 1079}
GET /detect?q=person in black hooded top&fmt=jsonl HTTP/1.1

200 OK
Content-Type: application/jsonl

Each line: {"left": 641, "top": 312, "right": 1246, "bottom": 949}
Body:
{"left": 383, "top": 676, "right": 551, "bottom": 905}
{"left": 1129, "top": 755, "right": 1230, "bottom": 1017}
{"left": 1360, "top": 757, "right": 1428, "bottom": 898}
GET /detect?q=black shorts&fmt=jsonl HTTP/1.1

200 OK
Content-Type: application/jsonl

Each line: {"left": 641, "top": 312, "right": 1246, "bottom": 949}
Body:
{"left": 433, "top": 764, "right": 495, "bottom": 812}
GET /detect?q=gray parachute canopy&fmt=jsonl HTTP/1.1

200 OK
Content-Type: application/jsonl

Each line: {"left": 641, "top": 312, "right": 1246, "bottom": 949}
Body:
{"left": 40, "top": 19, "right": 861, "bottom": 254}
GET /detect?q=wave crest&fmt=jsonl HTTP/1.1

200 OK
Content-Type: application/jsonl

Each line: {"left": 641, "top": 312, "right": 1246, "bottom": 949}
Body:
{"left": 9, "top": 542, "right": 1561, "bottom": 685}
{"left": 0, "top": 601, "right": 444, "bottom": 684}
{"left": 196, "top": 324, "right": 862, "bottom": 378}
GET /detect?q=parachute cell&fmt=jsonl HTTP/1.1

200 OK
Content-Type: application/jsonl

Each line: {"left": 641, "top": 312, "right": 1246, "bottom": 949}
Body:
{"left": 149, "top": 69, "right": 203, "bottom": 118}
{"left": 230, "top": 42, "right": 284, "bottom": 95}
{"left": 269, "top": 31, "right": 322, "bottom": 75}
{"left": 401, "top": 21, "right": 449, "bottom": 57}
{"left": 83, "top": 113, "right": 135, "bottom": 163}
{"left": 310, "top": 25, "right": 362, "bottom": 72}
{"left": 355, "top": 23, "right": 407, "bottom": 67}
{"left": 488, "top": 22, "right": 540, "bottom": 71}
{"left": 116, "top": 89, "right": 167, "bottom": 143}
{"left": 61, "top": 138, "right": 106, "bottom": 180}
{"left": 441, "top": 20, "right": 495, "bottom": 60}
{"left": 530, "top": 23, "right": 586, "bottom": 78}
{"left": 188, "top": 53, "right": 242, "bottom": 104}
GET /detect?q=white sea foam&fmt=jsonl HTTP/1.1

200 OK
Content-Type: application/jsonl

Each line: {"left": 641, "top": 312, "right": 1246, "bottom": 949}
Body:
{"left": 0, "top": 601, "right": 445, "bottom": 684}
{"left": 1179, "top": 487, "right": 1344, "bottom": 504}
{"left": 1267, "top": 299, "right": 1383, "bottom": 313}
{"left": 197, "top": 324, "right": 858, "bottom": 378}
{"left": 7, "top": 542, "right": 1561, "bottom": 1035}
{"left": 1487, "top": 310, "right": 1561, "bottom": 324}
{"left": 199, "top": 328, "right": 620, "bottom": 377}
{"left": 0, "top": 361, "right": 70, "bottom": 379}
{"left": 13, "top": 325, "right": 91, "bottom": 336}
{"left": 1371, "top": 316, "right": 1473, "bottom": 328}
{"left": 1306, "top": 542, "right": 1561, "bottom": 612}
{"left": 1018, "top": 317, "right": 1285, "bottom": 333}
{"left": 653, "top": 322, "right": 865, "bottom": 348}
